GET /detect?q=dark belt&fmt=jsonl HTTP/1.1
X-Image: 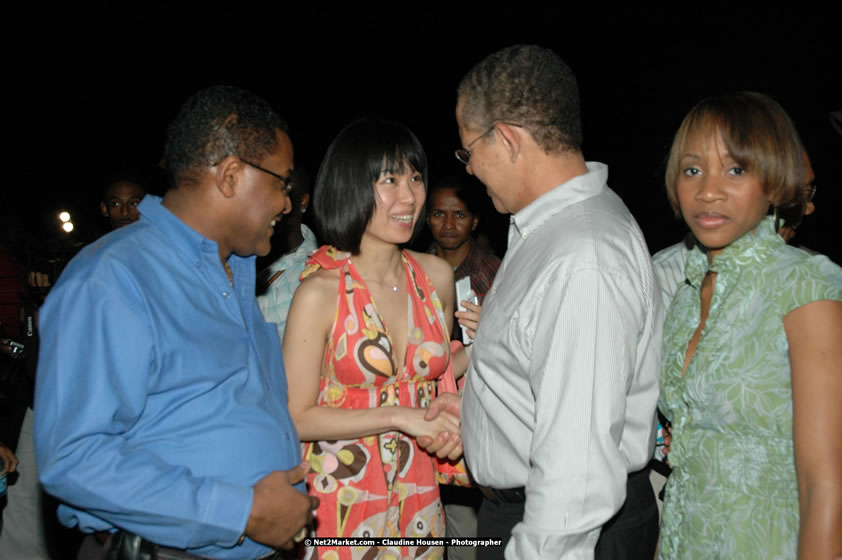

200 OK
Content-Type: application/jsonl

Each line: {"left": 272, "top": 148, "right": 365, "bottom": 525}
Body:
{"left": 106, "top": 531, "right": 281, "bottom": 560}
{"left": 478, "top": 466, "right": 651, "bottom": 506}
{"left": 478, "top": 485, "right": 526, "bottom": 504}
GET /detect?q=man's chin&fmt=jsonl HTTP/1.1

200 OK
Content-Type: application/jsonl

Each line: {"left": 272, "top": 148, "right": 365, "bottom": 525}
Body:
{"left": 491, "top": 199, "right": 510, "bottom": 214}
{"left": 233, "top": 244, "right": 271, "bottom": 259}
{"left": 435, "top": 238, "right": 470, "bottom": 251}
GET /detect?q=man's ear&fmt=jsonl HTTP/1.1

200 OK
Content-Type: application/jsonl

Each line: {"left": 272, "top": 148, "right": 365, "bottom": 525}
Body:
{"left": 214, "top": 155, "right": 241, "bottom": 199}
{"left": 100, "top": 202, "right": 109, "bottom": 218}
{"left": 471, "top": 215, "right": 479, "bottom": 232}
{"left": 495, "top": 122, "right": 522, "bottom": 163}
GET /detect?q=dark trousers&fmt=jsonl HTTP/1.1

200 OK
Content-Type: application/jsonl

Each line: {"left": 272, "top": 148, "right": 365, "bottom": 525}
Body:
{"left": 476, "top": 468, "right": 658, "bottom": 560}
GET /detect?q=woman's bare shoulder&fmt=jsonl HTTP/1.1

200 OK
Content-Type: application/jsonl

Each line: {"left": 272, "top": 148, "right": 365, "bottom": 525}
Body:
{"left": 287, "top": 267, "right": 340, "bottom": 331}
{"left": 405, "top": 250, "right": 454, "bottom": 297}
{"left": 297, "top": 267, "right": 341, "bottom": 296}
{"left": 406, "top": 250, "right": 451, "bottom": 281}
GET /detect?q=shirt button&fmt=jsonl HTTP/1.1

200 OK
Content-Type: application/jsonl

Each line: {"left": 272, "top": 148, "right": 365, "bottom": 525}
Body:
{"left": 222, "top": 291, "right": 229, "bottom": 298}
{"left": 195, "top": 262, "right": 201, "bottom": 268}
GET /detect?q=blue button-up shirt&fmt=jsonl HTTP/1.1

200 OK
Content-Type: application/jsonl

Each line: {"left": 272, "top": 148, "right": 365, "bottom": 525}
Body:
{"left": 34, "top": 196, "right": 301, "bottom": 559}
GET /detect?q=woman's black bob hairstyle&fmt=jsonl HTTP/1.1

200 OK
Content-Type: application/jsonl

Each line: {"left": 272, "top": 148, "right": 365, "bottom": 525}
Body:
{"left": 313, "top": 118, "right": 428, "bottom": 254}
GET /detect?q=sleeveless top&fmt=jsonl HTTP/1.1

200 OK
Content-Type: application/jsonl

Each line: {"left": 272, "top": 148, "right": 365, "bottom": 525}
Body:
{"left": 659, "top": 217, "right": 842, "bottom": 559}
{"left": 301, "top": 245, "right": 450, "bottom": 559}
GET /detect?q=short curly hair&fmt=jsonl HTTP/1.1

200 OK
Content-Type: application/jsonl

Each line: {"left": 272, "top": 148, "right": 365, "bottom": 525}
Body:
{"left": 163, "top": 85, "right": 288, "bottom": 187}
{"left": 457, "top": 45, "right": 582, "bottom": 153}
{"left": 665, "top": 92, "right": 805, "bottom": 220}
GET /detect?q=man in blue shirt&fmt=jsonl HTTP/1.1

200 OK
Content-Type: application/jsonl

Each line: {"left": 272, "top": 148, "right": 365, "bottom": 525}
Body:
{"left": 34, "top": 86, "right": 317, "bottom": 559}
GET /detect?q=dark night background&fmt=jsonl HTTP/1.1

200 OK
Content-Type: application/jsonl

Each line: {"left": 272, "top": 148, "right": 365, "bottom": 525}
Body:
{"left": 4, "top": 12, "right": 841, "bottom": 265}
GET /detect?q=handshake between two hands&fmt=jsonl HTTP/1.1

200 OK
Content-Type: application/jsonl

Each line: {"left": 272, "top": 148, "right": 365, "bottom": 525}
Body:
{"left": 246, "top": 392, "right": 463, "bottom": 551}
{"left": 417, "top": 392, "right": 463, "bottom": 462}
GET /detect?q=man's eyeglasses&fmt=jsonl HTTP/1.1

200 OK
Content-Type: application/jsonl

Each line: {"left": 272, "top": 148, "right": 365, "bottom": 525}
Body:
{"left": 454, "top": 122, "right": 523, "bottom": 165}
{"left": 240, "top": 159, "right": 294, "bottom": 193}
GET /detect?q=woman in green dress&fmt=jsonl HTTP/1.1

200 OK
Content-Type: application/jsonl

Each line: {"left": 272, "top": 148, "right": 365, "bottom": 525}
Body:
{"left": 658, "top": 92, "right": 842, "bottom": 559}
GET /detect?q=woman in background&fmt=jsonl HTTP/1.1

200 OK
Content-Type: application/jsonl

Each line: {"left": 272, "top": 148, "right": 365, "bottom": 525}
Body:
{"left": 658, "top": 92, "right": 842, "bottom": 559}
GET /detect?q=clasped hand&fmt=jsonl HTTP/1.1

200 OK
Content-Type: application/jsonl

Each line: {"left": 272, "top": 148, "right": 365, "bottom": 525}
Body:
{"left": 400, "top": 406, "right": 460, "bottom": 444}
{"left": 416, "top": 393, "right": 463, "bottom": 461}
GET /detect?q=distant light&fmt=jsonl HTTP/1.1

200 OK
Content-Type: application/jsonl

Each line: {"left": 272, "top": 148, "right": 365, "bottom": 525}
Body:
{"left": 58, "top": 211, "right": 71, "bottom": 223}
{"left": 61, "top": 222, "right": 74, "bottom": 233}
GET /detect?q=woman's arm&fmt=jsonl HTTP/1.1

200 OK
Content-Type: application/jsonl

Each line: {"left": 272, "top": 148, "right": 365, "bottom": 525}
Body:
{"left": 783, "top": 299, "right": 842, "bottom": 560}
{"left": 282, "top": 271, "right": 460, "bottom": 443}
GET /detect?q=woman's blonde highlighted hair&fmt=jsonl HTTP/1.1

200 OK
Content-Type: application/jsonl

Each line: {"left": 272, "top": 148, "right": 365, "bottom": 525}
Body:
{"left": 665, "top": 91, "right": 805, "bottom": 219}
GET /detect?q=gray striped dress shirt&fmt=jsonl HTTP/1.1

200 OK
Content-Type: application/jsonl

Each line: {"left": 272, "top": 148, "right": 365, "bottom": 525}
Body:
{"left": 462, "top": 162, "right": 663, "bottom": 559}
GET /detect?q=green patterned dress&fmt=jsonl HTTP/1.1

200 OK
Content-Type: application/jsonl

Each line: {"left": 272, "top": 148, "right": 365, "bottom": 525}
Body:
{"left": 659, "top": 216, "right": 842, "bottom": 559}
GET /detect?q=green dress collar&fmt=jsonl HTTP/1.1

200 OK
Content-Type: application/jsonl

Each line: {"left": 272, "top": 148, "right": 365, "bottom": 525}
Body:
{"left": 685, "top": 215, "right": 782, "bottom": 286}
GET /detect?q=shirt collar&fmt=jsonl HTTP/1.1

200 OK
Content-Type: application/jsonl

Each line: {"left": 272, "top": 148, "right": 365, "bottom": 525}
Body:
{"left": 685, "top": 215, "right": 781, "bottom": 285}
{"left": 265, "top": 224, "right": 318, "bottom": 274}
{"left": 510, "top": 162, "right": 608, "bottom": 239}
{"left": 137, "top": 195, "right": 257, "bottom": 284}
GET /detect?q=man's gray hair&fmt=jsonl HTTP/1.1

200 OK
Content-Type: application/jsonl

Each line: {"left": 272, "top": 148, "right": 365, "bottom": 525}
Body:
{"left": 458, "top": 45, "right": 582, "bottom": 154}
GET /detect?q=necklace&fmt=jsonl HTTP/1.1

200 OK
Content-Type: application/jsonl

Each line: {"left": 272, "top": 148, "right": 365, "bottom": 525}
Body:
{"left": 349, "top": 257, "right": 400, "bottom": 293}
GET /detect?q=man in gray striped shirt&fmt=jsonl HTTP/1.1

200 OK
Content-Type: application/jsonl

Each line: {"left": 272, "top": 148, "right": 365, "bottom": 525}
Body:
{"left": 429, "top": 45, "right": 663, "bottom": 560}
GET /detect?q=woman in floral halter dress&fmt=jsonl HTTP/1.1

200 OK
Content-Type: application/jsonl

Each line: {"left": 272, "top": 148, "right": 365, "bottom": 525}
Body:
{"left": 283, "top": 119, "right": 469, "bottom": 560}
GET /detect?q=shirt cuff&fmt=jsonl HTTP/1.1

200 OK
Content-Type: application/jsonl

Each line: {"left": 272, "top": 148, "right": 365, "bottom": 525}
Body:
{"left": 508, "top": 520, "right": 599, "bottom": 559}
{"left": 193, "top": 480, "right": 254, "bottom": 548}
